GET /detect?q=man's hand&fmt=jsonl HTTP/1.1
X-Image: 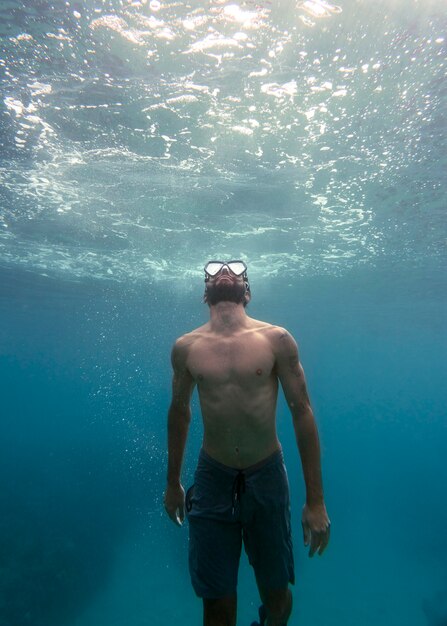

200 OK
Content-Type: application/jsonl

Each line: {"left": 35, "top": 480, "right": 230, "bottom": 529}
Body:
{"left": 164, "top": 483, "right": 186, "bottom": 526}
{"left": 302, "top": 502, "right": 330, "bottom": 557}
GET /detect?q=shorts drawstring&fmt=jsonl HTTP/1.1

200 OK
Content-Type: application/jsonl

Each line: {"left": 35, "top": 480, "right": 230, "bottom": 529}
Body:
{"left": 231, "top": 470, "right": 246, "bottom": 515}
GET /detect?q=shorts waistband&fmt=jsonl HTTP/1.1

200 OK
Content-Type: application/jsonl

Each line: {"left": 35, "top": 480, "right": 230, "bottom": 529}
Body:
{"left": 198, "top": 446, "right": 284, "bottom": 477}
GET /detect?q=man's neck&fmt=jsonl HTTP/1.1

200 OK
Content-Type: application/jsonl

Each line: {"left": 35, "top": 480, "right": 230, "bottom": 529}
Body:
{"left": 209, "top": 302, "right": 249, "bottom": 334}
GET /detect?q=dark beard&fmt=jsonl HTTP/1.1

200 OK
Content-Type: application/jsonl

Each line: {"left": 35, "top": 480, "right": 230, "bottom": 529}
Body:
{"left": 205, "top": 281, "right": 246, "bottom": 306}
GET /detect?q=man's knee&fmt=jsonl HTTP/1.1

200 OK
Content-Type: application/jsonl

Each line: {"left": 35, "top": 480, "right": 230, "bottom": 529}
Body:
{"left": 263, "top": 587, "right": 292, "bottom": 626}
{"left": 203, "top": 595, "right": 237, "bottom": 626}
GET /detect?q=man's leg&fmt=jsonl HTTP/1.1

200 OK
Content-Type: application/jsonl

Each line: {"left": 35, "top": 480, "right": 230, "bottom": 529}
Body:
{"left": 243, "top": 453, "right": 295, "bottom": 626}
{"left": 256, "top": 585, "right": 292, "bottom": 626}
{"left": 203, "top": 595, "right": 237, "bottom": 626}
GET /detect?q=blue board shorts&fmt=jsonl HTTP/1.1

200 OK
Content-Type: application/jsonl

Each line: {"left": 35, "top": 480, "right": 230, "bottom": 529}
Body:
{"left": 185, "top": 447, "right": 295, "bottom": 599}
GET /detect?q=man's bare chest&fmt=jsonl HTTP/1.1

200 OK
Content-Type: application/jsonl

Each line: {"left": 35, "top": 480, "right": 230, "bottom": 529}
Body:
{"left": 187, "top": 334, "right": 275, "bottom": 386}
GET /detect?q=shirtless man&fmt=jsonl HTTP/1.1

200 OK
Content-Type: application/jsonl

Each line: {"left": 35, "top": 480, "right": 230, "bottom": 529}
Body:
{"left": 164, "top": 260, "right": 330, "bottom": 626}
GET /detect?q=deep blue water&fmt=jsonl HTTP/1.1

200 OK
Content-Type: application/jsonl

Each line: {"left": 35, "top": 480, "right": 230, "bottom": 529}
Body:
{"left": 1, "top": 0, "right": 447, "bottom": 624}
{"left": 1, "top": 264, "right": 446, "bottom": 626}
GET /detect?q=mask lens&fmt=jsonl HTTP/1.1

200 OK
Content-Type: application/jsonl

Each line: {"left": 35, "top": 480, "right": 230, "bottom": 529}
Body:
{"left": 205, "top": 262, "right": 224, "bottom": 276}
{"left": 228, "top": 261, "right": 246, "bottom": 276}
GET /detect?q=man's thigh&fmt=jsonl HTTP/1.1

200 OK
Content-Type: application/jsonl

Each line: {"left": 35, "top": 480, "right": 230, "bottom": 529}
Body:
{"left": 188, "top": 515, "right": 242, "bottom": 599}
{"left": 242, "top": 461, "right": 295, "bottom": 590}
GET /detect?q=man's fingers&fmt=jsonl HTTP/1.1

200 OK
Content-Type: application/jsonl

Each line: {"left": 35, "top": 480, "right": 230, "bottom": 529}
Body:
{"left": 168, "top": 507, "right": 183, "bottom": 526}
{"left": 308, "top": 530, "right": 321, "bottom": 557}
{"left": 164, "top": 498, "right": 184, "bottom": 526}
{"left": 301, "top": 520, "right": 311, "bottom": 546}
{"left": 302, "top": 503, "right": 331, "bottom": 557}
{"left": 308, "top": 524, "right": 331, "bottom": 557}
{"left": 317, "top": 525, "right": 330, "bottom": 556}
{"left": 178, "top": 502, "right": 186, "bottom": 525}
{"left": 174, "top": 510, "right": 184, "bottom": 526}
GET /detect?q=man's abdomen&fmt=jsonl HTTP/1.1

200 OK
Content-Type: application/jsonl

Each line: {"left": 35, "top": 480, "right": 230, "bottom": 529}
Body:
{"left": 201, "top": 412, "right": 281, "bottom": 468}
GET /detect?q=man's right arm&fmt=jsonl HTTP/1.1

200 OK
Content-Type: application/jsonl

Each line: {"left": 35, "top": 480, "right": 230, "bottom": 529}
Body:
{"left": 164, "top": 337, "right": 196, "bottom": 526}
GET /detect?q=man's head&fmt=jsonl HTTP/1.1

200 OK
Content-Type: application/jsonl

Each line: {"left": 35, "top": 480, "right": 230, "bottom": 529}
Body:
{"left": 203, "top": 260, "right": 251, "bottom": 308}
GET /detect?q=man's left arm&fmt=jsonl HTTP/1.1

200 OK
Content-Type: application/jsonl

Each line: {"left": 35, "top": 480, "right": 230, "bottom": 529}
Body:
{"left": 274, "top": 328, "right": 330, "bottom": 557}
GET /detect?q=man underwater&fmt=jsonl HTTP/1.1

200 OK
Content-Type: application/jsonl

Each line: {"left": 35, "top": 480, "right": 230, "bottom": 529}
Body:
{"left": 164, "top": 260, "right": 330, "bottom": 626}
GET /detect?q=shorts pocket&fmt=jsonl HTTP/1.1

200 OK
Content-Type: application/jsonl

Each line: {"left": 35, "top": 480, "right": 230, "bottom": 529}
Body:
{"left": 185, "top": 484, "right": 195, "bottom": 514}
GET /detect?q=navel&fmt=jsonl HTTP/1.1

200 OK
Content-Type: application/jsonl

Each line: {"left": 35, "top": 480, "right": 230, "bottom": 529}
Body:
{"left": 256, "top": 368, "right": 262, "bottom": 376}
{"left": 197, "top": 374, "right": 204, "bottom": 381}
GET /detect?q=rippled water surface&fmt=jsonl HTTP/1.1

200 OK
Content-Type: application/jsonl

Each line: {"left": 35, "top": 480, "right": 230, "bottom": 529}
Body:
{"left": 1, "top": 0, "right": 445, "bottom": 281}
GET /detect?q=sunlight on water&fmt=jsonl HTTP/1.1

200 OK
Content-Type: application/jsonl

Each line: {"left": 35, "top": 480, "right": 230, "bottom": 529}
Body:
{"left": 0, "top": 0, "right": 445, "bottom": 281}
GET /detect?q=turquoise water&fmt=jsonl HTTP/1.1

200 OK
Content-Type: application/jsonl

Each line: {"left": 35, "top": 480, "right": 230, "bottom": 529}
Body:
{"left": 0, "top": 1, "right": 446, "bottom": 625}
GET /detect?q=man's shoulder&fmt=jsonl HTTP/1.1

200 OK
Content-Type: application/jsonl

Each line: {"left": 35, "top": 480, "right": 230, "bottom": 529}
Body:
{"left": 250, "top": 319, "right": 293, "bottom": 339}
{"left": 173, "top": 324, "right": 209, "bottom": 350}
{"left": 171, "top": 327, "right": 207, "bottom": 369}
{"left": 251, "top": 322, "right": 298, "bottom": 356}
